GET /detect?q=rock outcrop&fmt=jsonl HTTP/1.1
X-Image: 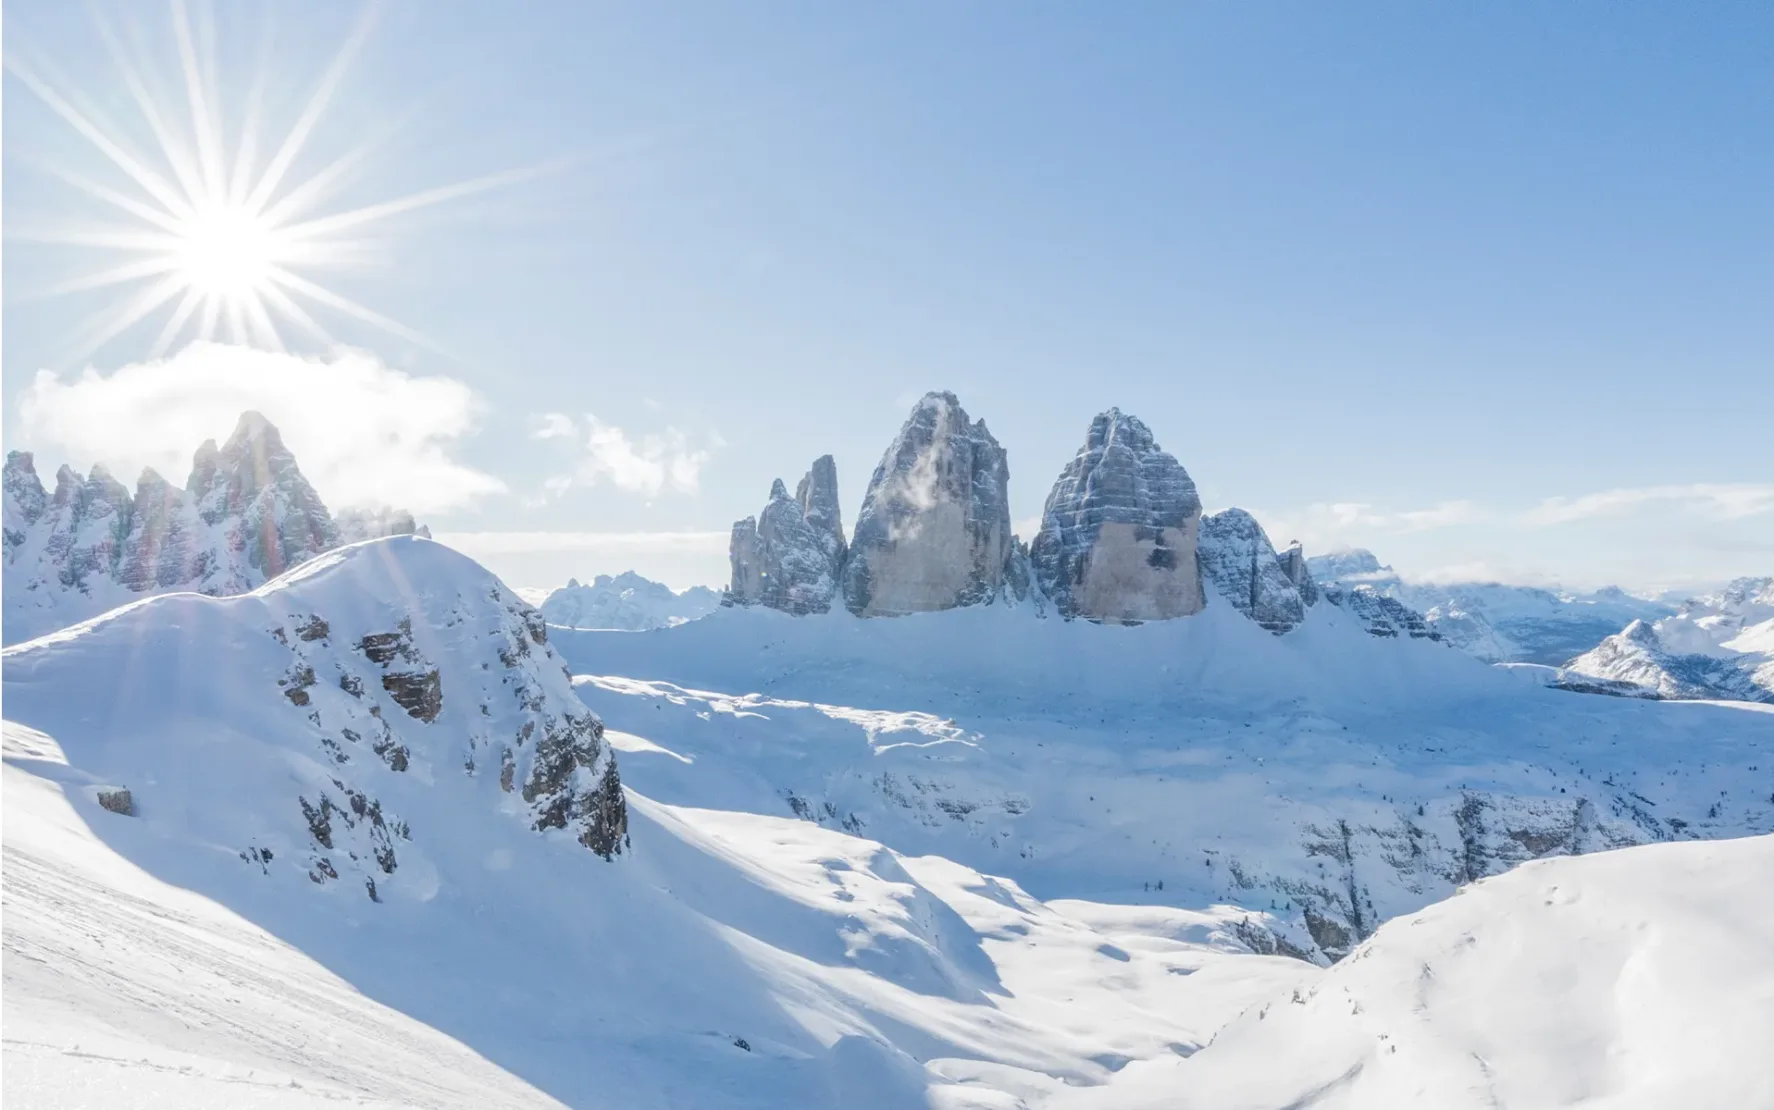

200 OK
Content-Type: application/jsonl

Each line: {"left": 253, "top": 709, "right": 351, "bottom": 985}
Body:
{"left": 841, "top": 393, "right": 1011, "bottom": 616}
{"left": 727, "top": 456, "right": 849, "bottom": 614}
{"left": 1198, "top": 510, "right": 1309, "bottom": 633}
{"left": 1029, "top": 409, "right": 1205, "bottom": 623}
{"left": 3, "top": 412, "right": 423, "bottom": 644}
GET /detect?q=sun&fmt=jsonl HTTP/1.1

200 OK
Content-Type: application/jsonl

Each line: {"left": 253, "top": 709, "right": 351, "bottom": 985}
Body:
{"left": 5, "top": 2, "right": 535, "bottom": 363}
{"left": 175, "top": 202, "right": 279, "bottom": 301}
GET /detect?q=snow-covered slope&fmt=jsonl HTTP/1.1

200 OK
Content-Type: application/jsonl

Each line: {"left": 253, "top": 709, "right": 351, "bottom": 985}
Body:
{"left": 1307, "top": 549, "right": 1674, "bottom": 665}
{"left": 2, "top": 537, "right": 1324, "bottom": 1108}
{"left": 3, "top": 412, "right": 424, "bottom": 645}
{"left": 552, "top": 601, "right": 1774, "bottom": 962}
{"left": 1062, "top": 833, "right": 1774, "bottom": 1110}
{"left": 1564, "top": 618, "right": 1774, "bottom": 703}
{"left": 539, "top": 571, "right": 720, "bottom": 630}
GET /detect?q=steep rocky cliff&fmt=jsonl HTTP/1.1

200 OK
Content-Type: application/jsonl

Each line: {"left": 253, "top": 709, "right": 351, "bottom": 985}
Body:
{"left": 841, "top": 392, "right": 1011, "bottom": 616}
{"left": 1029, "top": 409, "right": 1205, "bottom": 623}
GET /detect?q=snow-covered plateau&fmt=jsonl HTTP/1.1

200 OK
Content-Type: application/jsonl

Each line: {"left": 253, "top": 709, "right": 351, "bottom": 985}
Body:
{"left": 6, "top": 534, "right": 1773, "bottom": 1108}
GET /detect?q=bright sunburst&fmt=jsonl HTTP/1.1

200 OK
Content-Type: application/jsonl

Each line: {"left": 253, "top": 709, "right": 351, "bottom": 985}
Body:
{"left": 5, "top": 1, "right": 531, "bottom": 363}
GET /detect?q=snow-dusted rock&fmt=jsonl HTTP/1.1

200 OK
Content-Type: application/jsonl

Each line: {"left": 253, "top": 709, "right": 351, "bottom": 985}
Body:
{"left": 541, "top": 571, "right": 721, "bottom": 630}
{"left": 841, "top": 392, "right": 1011, "bottom": 616}
{"left": 1564, "top": 618, "right": 1772, "bottom": 702}
{"left": 3, "top": 412, "right": 424, "bottom": 645}
{"left": 727, "top": 456, "right": 849, "bottom": 615}
{"left": 1197, "top": 510, "right": 1307, "bottom": 633}
{"left": 1320, "top": 582, "right": 1443, "bottom": 641}
{"left": 1029, "top": 409, "right": 1205, "bottom": 623}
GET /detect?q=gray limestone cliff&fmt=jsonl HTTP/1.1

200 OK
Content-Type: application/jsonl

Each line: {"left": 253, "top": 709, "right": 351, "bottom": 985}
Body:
{"left": 841, "top": 392, "right": 1011, "bottom": 616}
{"left": 1029, "top": 409, "right": 1204, "bottom": 623}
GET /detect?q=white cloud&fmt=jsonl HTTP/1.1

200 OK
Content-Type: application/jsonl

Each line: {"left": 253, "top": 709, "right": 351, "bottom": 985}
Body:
{"left": 1251, "top": 499, "right": 1485, "bottom": 550}
{"left": 537, "top": 412, "right": 713, "bottom": 497}
{"left": 17, "top": 341, "right": 504, "bottom": 514}
{"left": 1526, "top": 483, "right": 1774, "bottom": 526}
{"left": 531, "top": 412, "right": 577, "bottom": 440}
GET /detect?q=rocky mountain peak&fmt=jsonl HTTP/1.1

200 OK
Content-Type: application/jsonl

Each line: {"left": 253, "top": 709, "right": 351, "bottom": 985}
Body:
{"left": 841, "top": 392, "right": 1011, "bottom": 616}
{"left": 1029, "top": 408, "right": 1205, "bottom": 622}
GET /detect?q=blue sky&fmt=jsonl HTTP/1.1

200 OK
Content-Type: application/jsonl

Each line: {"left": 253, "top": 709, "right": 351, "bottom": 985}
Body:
{"left": 5, "top": 1, "right": 1771, "bottom": 590}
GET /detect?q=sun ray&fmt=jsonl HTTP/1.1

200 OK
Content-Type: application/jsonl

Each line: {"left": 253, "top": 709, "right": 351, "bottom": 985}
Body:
{"left": 277, "top": 164, "right": 548, "bottom": 242}
{"left": 30, "top": 255, "right": 181, "bottom": 299}
{"left": 244, "top": 3, "right": 380, "bottom": 215}
{"left": 257, "top": 280, "right": 333, "bottom": 346}
{"left": 5, "top": 52, "right": 195, "bottom": 219}
{"left": 243, "top": 293, "right": 285, "bottom": 351}
{"left": 149, "top": 286, "right": 205, "bottom": 357}
{"left": 30, "top": 162, "right": 188, "bottom": 234}
{"left": 171, "top": 0, "right": 227, "bottom": 204}
{"left": 91, "top": 8, "right": 205, "bottom": 211}
{"left": 196, "top": 293, "right": 222, "bottom": 343}
{"left": 6, "top": 224, "right": 181, "bottom": 251}
{"left": 267, "top": 266, "right": 441, "bottom": 352}
{"left": 65, "top": 272, "right": 189, "bottom": 365}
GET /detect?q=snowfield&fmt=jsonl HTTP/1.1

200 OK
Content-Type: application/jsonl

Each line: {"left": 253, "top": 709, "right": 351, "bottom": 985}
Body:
{"left": 1060, "top": 834, "right": 1774, "bottom": 1110}
{"left": 5, "top": 537, "right": 1772, "bottom": 1108}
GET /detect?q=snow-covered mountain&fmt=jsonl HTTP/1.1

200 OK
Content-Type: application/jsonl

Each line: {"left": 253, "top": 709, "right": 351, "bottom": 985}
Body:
{"left": 8, "top": 530, "right": 1772, "bottom": 1105}
{"left": 1062, "top": 833, "right": 1774, "bottom": 1110}
{"left": 539, "top": 571, "right": 722, "bottom": 630}
{"left": 1307, "top": 548, "right": 1675, "bottom": 665}
{"left": 3, "top": 412, "right": 424, "bottom": 645}
{"left": 1560, "top": 577, "right": 1774, "bottom": 703}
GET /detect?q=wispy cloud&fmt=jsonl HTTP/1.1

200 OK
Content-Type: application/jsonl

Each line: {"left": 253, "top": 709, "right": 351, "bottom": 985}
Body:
{"left": 533, "top": 412, "right": 714, "bottom": 497}
{"left": 1525, "top": 483, "right": 1774, "bottom": 526}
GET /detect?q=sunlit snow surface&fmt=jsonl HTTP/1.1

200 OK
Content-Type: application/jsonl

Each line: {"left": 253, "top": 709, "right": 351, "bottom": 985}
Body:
{"left": 4, "top": 537, "right": 1772, "bottom": 1108}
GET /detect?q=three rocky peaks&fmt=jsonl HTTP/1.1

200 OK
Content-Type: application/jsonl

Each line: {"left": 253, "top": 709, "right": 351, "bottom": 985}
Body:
{"left": 3, "top": 411, "right": 426, "bottom": 644}
{"left": 727, "top": 392, "right": 1407, "bottom": 637}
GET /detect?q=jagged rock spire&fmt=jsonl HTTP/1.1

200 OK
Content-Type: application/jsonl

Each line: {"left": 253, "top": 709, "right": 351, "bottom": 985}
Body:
{"left": 727, "top": 458, "right": 848, "bottom": 615}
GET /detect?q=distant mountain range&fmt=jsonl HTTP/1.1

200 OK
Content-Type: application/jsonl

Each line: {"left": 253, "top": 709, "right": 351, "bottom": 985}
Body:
{"left": 539, "top": 571, "right": 722, "bottom": 631}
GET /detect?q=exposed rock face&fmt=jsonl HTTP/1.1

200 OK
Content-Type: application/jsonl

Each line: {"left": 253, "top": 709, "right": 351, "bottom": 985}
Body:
{"left": 3, "top": 412, "right": 423, "bottom": 644}
{"left": 1030, "top": 409, "right": 1205, "bottom": 623}
{"left": 727, "top": 456, "right": 848, "bottom": 615}
{"left": 841, "top": 393, "right": 1011, "bottom": 616}
{"left": 1197, "top": 510, "right": 1308, "bottom": 633}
